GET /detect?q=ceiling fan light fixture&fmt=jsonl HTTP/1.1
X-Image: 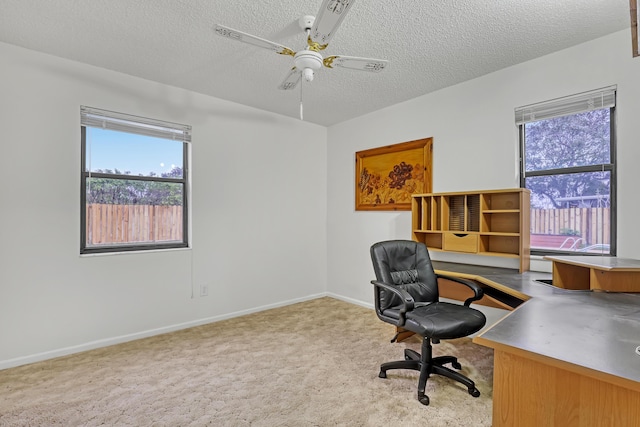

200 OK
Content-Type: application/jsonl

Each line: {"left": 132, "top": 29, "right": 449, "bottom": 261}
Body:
{"left": 302, "top": 67, "right": 315, "bottom": 82}
{"left": 215, "top": 0, "right": 388, "bottom": 119}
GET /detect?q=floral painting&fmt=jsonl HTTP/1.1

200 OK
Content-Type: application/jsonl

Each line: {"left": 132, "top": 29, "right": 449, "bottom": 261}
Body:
{"left": 355, "top": 138, "right": 432, "bottom": 211}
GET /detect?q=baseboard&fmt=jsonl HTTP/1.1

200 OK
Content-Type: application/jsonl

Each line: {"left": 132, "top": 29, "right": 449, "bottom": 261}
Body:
{"left": 0, "top": 292, "right": 328, "bottom": 371}
{"left": 326, "top": 292, "right": 374, "bottom": 310}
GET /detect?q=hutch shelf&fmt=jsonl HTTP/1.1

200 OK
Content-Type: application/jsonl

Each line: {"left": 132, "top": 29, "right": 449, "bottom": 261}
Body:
{"left": 412, "top": 188, "right": 531, "bottom": 272}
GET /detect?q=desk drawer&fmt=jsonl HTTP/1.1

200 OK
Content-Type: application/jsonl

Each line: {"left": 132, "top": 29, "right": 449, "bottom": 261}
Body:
{"left": 443, "top": 233, "right": 478, "bottom": 253}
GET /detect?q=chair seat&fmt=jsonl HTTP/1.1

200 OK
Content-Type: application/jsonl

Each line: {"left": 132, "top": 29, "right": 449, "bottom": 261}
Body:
{"left": 385, "top": 302, "right": 486, "bottom": 339}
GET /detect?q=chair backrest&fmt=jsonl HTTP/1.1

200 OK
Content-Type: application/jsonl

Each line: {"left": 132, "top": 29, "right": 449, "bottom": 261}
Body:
{"left": 370, "top": 240, "right": 439, "bottom": 312}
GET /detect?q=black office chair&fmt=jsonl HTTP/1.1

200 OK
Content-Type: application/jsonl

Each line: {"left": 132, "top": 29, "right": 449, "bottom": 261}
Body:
{"left": 370, "top": 240, "right": 487, "bottom": 406}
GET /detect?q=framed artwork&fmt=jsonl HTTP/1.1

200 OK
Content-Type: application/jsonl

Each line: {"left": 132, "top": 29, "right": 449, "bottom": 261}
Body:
{"left": 631, "top": 0, "right": 639, "bottom": 57}
{"left": 355, "top": 138, "right": 432, "bottom": 211}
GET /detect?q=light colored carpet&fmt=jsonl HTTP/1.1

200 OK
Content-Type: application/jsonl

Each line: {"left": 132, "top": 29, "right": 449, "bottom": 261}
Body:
{"left": 0, "top": 297, "right": 493, "bottom": 426}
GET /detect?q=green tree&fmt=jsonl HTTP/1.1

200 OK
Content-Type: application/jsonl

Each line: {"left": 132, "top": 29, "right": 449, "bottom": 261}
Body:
{"left": 524, "top": 109, "right": 610, "bottom": 209}
{"left": 87, "top": 167, "right": 183, "bottom": 205}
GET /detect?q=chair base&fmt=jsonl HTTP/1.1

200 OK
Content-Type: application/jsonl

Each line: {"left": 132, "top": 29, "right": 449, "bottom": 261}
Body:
{"left": 378, "top": 338, "right": 480, "bottom": 406}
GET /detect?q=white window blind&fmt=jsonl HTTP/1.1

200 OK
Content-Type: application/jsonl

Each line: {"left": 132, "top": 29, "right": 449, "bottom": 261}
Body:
{"left": 80, "top": 106, "right": 191, "bottom": 142}
{"left": 515, "top": 86, "right": 616, "bottom": 125}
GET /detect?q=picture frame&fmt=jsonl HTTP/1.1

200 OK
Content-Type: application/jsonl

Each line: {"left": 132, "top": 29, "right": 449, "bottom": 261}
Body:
{"left": 631, "top": 0, "right": 639, "bottom": 57}
{"left": 355, "top": 138, "right": 432, "bottom": 211}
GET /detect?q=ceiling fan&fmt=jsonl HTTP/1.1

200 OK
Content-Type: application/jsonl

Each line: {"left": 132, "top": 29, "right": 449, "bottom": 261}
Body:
{"left": 214, "top": 0, "right": 388, "bottom": 120}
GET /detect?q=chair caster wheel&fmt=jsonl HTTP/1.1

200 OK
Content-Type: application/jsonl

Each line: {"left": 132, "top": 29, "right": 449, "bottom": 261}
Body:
{"left": 418, "top": 394, "right": 430, "bottom": 406}
{"left": 452, "top": 361, "right": 462, "bottom": 370}
{"left": 379, "top": 371, "right": 387, "bottom": 379}
{"left": 469, "top": 387, "right": 480, "bottom": 398}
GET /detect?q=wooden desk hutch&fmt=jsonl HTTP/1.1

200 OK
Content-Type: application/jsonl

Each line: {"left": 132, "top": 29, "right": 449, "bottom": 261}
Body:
{"left": 411, "top": 188, "right": 530, "bottom": 272}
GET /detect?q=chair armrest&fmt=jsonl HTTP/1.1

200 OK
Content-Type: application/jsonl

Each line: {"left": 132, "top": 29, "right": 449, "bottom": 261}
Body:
{"left": 371, "top": 280, "right": 415, "bottom": 324}
{"left": 436, "top": 274, "right": 484, "bottom": 306}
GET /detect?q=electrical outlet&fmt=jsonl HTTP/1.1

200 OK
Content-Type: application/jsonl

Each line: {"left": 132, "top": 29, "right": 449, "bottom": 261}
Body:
{"left": 200, "top": 284, "right": 208, "bottom": 297}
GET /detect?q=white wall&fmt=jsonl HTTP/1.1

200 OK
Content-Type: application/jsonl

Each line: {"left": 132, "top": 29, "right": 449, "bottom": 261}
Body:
{"left": 4, "top": 29, "right": 640, "bottom": 369}
{"left": 0, "top": 42, "right": 328, "bottom": 368}
{"left": 327, "top": 30, "right": 640, "bottom": 305}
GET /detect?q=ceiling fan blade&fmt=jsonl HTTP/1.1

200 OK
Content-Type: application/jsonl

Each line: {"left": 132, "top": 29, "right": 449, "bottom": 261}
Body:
{"left": 214, "top": 24, "right": 296, "bottom": 57}
{"left": 309, "top": 0, "right": 357, "bottom": 50}
{"left": 278, "top": 67, "right": 302, "bottom": 90}
{"left": 323, "top": 55, "right": 388, "bottom": 72}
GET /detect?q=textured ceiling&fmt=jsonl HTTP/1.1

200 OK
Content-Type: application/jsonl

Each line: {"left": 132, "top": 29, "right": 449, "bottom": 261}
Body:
{"left": 0, "top": 0, "right": 631, "bottom": 126}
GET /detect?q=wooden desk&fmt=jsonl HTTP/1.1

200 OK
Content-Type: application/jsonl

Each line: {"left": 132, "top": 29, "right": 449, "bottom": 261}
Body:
{"left": 545, "top": 255, "right": 640, "bottom": 292}
{"left": 433, "top": 262, "right": 640, "bottom": 427}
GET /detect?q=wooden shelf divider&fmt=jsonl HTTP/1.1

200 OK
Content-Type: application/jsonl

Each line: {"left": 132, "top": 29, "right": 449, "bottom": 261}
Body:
{"left": 412, "top": 188, "right": 531, "bottom": 272}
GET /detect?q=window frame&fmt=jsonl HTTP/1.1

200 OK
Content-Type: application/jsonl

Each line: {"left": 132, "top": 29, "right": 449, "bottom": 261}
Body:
{"left": 80, "top": 108, "right": 190, "bottom": 255}
{"left": 518, "top": 90, "right": 617, "bottom": 257}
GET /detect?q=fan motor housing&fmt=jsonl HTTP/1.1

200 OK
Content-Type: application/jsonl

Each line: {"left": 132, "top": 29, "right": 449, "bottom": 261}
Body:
{"left": 294, "top": 50, "right": 322, "bottom": 81}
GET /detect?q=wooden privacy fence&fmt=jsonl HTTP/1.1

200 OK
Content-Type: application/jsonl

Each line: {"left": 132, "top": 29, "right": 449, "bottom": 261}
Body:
{"left": 530, "top": 207, "right": 610, "bottom": 248}
{"left": 86, "top": 204, "right": 183, "bottom": 245}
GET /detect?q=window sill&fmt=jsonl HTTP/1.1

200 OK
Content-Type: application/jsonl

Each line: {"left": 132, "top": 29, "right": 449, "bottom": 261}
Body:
{"left": 79, "top": 246, "right": 192, "bottom": 257}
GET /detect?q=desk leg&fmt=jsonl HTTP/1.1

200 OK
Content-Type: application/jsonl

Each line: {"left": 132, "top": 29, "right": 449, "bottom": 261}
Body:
{"left": 394, "top": 327, "right": 415, "bottom": 342}
{"left": 552, "top": 262, "right": 590, "bottom": 290}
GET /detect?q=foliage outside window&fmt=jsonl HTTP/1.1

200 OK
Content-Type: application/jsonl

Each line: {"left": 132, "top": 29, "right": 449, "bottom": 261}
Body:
{"left": 80, "top": 107, "right": 190, "bottom": 254}
{"left": 517, "top": 87, "right": 616, "bottom": 256}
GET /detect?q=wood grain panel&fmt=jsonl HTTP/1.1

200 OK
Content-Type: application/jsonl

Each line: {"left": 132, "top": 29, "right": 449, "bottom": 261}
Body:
{"left": 552, "top": 262, "right": 590, "bottom": 290}
{"left": 442, "top": 232, "right": 478, "bottom": 253}
{"left": 492, "top": 350, "right": 640, "bottom": 427}
{"left": 438, "top": 278, "right": 514, "bottom": 310}
{"left": 590, "top": 269, "right": 640, "bottom": 292}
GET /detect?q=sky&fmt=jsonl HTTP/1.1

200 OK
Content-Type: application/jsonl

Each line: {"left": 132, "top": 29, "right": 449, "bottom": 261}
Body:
{"left": 86, "top": 127, "right": 183, "bottom": 176}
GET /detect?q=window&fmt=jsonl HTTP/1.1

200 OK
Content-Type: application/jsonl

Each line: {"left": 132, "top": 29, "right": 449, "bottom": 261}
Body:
{"left": 80, "top": 106, "right": 191, "bottom": 254}
{"left": 517, "top": 86, "right": 616, "bottom": 256}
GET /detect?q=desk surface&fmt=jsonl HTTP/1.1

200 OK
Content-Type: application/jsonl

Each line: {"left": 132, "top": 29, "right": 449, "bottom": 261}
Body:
{"left": 544, "top": 255, "right": 640, "bottom": 271}
{"left": 433, "top": 261, "right": 640, "bottom": 387}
